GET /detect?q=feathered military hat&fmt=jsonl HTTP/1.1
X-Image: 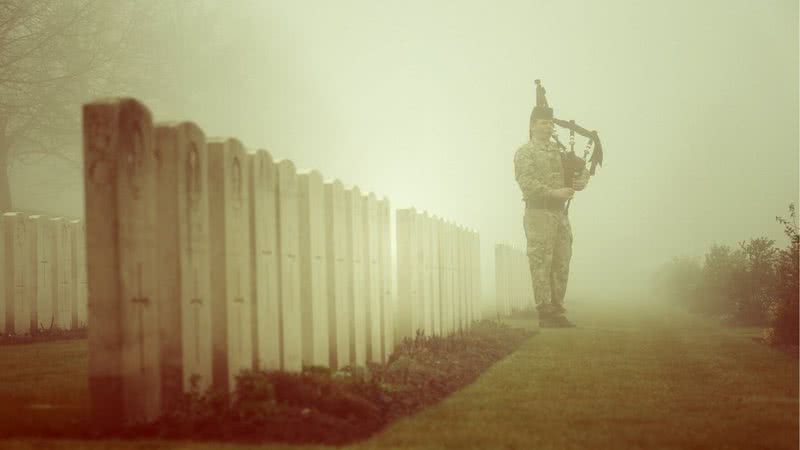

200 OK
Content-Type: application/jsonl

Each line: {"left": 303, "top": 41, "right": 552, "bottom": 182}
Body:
{"left": 530, "top": 79, "right": 553, "bottom": 121}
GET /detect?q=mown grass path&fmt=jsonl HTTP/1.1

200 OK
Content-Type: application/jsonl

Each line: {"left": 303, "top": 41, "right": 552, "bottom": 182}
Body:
{"left": 1, "top": 299, "right": 797, "bottom": 449}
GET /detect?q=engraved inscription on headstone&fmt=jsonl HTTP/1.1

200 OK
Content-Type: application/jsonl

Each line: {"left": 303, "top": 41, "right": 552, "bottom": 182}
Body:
{"left": 208, "top": 138, "right": 254, "bottom": 391}
{"left": 155, "top": 122, "right": 212, "bottom": 408}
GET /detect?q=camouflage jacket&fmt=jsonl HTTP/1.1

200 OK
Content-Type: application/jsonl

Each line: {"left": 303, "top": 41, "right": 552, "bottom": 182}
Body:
{"left": 513, "top": 138, "right": 590, "bottom": 202}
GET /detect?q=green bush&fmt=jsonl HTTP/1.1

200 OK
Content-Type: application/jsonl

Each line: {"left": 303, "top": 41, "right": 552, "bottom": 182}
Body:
{"left": 767, "top": 204, "right": 799, "bottom": 347}
{"left": 654, "top": 203, "right": 797, "bottom": 337}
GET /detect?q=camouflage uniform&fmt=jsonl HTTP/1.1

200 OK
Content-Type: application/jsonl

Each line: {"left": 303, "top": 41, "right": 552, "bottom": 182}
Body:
{"left": 514, "top": 138, "right": 589, "bottom": 314}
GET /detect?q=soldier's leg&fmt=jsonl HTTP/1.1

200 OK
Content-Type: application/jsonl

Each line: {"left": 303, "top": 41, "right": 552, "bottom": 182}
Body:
{"left": 523, "top": 209, "right": 558, "bottom": 315}
{"left": 550, "top": 213, "right": 573, "bottom": 310}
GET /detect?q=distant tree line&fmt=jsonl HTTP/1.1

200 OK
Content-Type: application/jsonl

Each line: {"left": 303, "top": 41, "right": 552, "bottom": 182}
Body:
{"left": 652, "top": 204, "right": 798, "bottom": 348}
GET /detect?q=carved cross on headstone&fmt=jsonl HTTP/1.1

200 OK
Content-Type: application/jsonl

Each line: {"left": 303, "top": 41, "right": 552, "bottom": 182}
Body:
{"left": 39, "top": 260, "right": 48, "bottom": 286}
{"left": 131, "top": 263, "right": 149, "bottom": 373}
{"left": 233, "top": 269, "right": 244, "bottom": 358}
{"left": 189, "top": 269, "right": 202, "bottom": 365}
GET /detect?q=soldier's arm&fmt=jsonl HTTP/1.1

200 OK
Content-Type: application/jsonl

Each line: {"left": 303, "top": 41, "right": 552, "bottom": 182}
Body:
{"left": 514, "top": 149, "right": 552, "bottom": 199}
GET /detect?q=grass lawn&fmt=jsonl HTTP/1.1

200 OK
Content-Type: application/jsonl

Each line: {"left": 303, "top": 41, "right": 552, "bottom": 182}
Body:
{"left": 1, "top": 298, "right": 797, "bottom": 449}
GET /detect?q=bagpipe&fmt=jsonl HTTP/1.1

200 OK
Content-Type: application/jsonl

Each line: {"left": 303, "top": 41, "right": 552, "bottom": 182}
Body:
{"left": 552, "top": 118, "right": 603, "bottom": 178}
{"left": 532, "top": 79, "right": 604, "bottom": 185}
{"left": 532, "top": 79, "right": 604, "bottom": 212}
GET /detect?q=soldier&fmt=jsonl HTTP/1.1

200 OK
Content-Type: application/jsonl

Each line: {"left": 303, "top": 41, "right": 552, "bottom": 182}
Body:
{"left": 514, "top": 80, "right": 589, "bottom": 328}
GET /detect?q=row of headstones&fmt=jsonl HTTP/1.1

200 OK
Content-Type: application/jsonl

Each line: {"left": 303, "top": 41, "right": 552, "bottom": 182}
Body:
{"left": 82, "top": 98, "right": 394, "bottom": 426}
{"left": 395, "top": 209, "right": 481, "bottom": 339}
{"left": 0, "top": 213, "right": 87, "bottom": 334}
{"left": 494, "top": 244, "right": 533, "bottom": 316}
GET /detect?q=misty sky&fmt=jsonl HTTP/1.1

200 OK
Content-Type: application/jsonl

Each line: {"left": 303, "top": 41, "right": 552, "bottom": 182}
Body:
{"left": 14, "top": 0, "right": 798, "bottom": 301}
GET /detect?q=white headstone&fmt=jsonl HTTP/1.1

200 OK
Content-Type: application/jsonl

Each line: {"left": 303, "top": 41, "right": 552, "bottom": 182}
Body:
{"left": 68, "top": 220, "right": 87, "bottom": 329}
{"left": 430, "top": 216, "right": 441, "bottom": 336}
{"left": 378, "top": 198, "right": 393, "bottom": 360}
{"left": 461, "top": 228, "right": 471, "bottom": 330}
{"left": 73, "top": 220, "right": 88, "bottom": 328}
{"left": 208, "top": 138, "right": 254, "bottom": 391}
{"left": 276, "top": 159, "right": 302, "bottom": 372}
{"left": 450, "top": 224, "right": 460, "bottom": 333}
{"left": 25, "top": 215, "right": 40, "bottom": 333}
{"left": 420, "top": 213, "right": 432, "bottom": 336}
{"left": 83, "top": 98, "right": 160, "bottom": 425}
{"left": 472, "top": 231, "right": 481, "bottom": 322}
{"left": 298, "top": 170, "right": 329, "bottom": 368}
{"left": 363, "top": 193, "right": 382, "bottom": 362}
{"left": 50, "top": 218, "right": 73, "bottom": 330}
{"left": 395, "top": 208, "right": 416, "bottom": 342}
{"left": 28, "top": 216, "right": 54, "bottom": 331}
{"left": 345, "top": 187, "right": 367, "bottom": 367}
{"left": 437, "top": 219, "right": 451, "bottom": 335}
{"left": 2, "top": 213, "right": 30, "bottom": 334}
{"left": 249, "top": 150, "right": 281, "bottom": 371}
{"left": 446, "top": 222, "right": 456, "bottom": 334}
{"left": 155, "top": 122, "right": 213, "bottom": 407}
{"left": 494, "top": 245, "right": 501, "bottom": 317}
{"left": 325, "top": 180, "right": 350, "bottom": 369}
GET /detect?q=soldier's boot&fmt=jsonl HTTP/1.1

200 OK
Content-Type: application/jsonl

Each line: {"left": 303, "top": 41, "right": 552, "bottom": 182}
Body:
{"left": 536, "top": 303, "right": 555, "bottom": 321}
{"left": 550, "top": 302, "right": 567, "bottom": 315}
{"left": 539, "top": 313, "right": 576, "bottom": 328}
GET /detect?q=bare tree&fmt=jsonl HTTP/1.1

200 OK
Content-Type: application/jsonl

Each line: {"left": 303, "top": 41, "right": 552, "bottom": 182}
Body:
{"left": 0, "top": 0, "right": 168, "bottom": 212}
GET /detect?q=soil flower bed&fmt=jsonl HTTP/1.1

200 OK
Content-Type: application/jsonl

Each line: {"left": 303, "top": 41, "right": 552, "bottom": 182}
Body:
{"left": 7, "top": 319, "right": 533, "bottom": 445}
{"left": 0, "top": 326, "right": 87, "bottom": 345}
{"left": 138, "top": 319, "right": 533, "bottom": 445}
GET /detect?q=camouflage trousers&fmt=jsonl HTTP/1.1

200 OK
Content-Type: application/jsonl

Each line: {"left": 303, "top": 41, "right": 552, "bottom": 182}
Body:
{"left": 523, "top": 207, "right": 573, "bottom": 312}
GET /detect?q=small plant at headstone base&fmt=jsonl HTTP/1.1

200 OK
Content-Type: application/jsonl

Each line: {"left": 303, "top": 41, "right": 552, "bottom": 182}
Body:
{"left": 138, "top": 318, "right": 532, "bottom": 445}
{"left": 0, "top": 322, "right": 87, "bottom": 345}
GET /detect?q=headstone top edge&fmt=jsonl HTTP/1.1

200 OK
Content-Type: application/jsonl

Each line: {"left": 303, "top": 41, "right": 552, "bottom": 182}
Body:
{"left": 324, "top": 178, "right": 344, "bottom": 187}
{"left": 83, "top": 97, "right": 151, "bottom": 114}
{"left": 344, "top": 185, "right": 362, "bottom": 195}
{"left": 276, "top": 159, "right": 297, "bottom": 172}
{"left": 207, "top": 137, "right": 244, "bottom": 148}
{"left": 155, "top": 121, "right": 206, "bottom": 136}
{"left": 297, "top": 169, "right": 324, "bottom": 180}
{"left": 253, "top": 148, "right": 275, "bottom": 162}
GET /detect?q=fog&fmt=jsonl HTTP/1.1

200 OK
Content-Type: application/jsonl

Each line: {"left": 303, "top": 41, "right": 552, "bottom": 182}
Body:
{"left": 11, "top": 0, "right": 799, "bottom": 305}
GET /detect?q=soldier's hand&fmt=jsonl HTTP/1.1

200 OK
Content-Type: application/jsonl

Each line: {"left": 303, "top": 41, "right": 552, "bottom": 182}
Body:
{"left": 573, "top": 179, "right": 587, "bottom": 191}
{"left": 550, "top": 188, "right": 575, "bottom": 200}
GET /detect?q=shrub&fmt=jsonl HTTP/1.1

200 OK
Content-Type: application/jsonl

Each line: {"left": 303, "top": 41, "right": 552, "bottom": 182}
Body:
{"left": 767, "top": 204, "right": 799, "bottom": 347}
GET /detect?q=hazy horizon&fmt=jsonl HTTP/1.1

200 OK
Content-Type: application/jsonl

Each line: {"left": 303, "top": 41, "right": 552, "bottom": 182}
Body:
{"left": 10, "top": 0, "right": 799, "bottom": 303}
